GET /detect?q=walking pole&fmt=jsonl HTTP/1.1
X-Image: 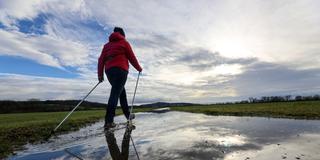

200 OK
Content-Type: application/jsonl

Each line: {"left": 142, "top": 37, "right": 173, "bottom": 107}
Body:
{"left": 128, "top": 72, "right": 141, "bottom": 160}
{"left": 129, "top": 72, "right": 141, "bottom": 122}
{"left": 51, "top": 82, "right": 101, "bottom": 134}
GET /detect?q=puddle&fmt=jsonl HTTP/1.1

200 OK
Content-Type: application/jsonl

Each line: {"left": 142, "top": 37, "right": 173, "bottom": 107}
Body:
{"left": 8, "top": 111, "right": 320, "bottom": 160}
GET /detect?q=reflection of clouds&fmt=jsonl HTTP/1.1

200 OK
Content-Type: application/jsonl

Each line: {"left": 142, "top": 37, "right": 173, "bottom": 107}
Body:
{"left": 136, "top": 112, "right": 254, "bottom": 159}
{"left": 224, "top": 134, "right": 320, "bottom": 160}
{"left": 52, "top": 156, "right": 68, "bottom": 160}
{"left": 11, "top": 112, "right": 320, "bottom": 160}
{"left": 215, "top": 135, "right": 247, "bottom": 147}
{"left": 156, "top": 127, "right": 248, "bottom": 148}
{"left": 156, "top": 128, "right": 200, "bottom": 148}
{"left": 158, "top": 126, "right": 248, "bottom": 148}
{"left": 137, "top": 112, "right": 320, "bottom": 159}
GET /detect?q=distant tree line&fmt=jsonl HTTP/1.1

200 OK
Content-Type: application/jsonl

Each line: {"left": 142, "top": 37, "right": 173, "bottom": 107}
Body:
{"left": 1, "top": 94, "right": 319, "bottom": 113}
{"left": 240, "top": 94, "right": 320, "bottom": 104}
{"left": 0, "top": 100, "right": 106, "bottom": 114}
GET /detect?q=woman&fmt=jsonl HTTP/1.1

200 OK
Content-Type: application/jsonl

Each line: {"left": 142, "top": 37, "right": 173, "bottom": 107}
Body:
{"left": 98, "top": 27, "right": 142, "bottom": 129}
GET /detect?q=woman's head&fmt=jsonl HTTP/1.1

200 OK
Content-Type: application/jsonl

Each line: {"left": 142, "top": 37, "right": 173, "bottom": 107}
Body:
{"left": 113, "top": 27, "right": 125, "bottom": 37}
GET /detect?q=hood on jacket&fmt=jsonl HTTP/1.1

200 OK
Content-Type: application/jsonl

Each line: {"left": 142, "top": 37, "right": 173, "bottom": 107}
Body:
{"left": 109, "top": 32, "right": 125, "bottom": 42}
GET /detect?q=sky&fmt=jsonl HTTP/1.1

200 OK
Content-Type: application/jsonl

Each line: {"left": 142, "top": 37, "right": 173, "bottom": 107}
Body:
{"left": 0, "top": 0, "right": 320, "bottom": 104}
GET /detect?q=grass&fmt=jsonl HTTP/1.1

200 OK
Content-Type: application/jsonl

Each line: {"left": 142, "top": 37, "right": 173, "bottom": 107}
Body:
{"left": 171, "top": 101, "right": 320, "bottom": 119}
{"left": 0, "top": 108, "right": 152, "bottom": 159}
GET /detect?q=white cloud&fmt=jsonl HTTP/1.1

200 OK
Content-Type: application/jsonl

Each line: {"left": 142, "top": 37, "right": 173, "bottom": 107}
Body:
{"left": 0, "top": 30, "right": 61, "bottom": 68}
{"left": 0, "top": 0, "right": 45, "bottom": 26}
{"left": 0, "top": 29, "right": 90, "bottom": 68}
{"left": 0, "top": 73, "right": 106, "bottom": 101}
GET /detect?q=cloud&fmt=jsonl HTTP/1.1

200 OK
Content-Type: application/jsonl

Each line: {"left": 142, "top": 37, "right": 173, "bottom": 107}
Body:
{"left": 0, "top": 73, "right": 161, "bottom": 104}
{"left": 0, "top": 0, "right": 45, "bottom": 26}
{"left": 85, "top": 0, "right": 320, "bottom": 68}
{"left": 0, "top": 73, "right": 108, "bottom": 102}
{"left": 128, "top": 33, "right": 251, "bottom": 94}
{"left": 0, "top": 0, "right": 102, "bottom": 74}
{"left": 0, "top": 0, "right": 320, "bottom": 104}
{"left": 0, "top": 29, "right": 90, "bottom": 69}
{"left": 174, "top": 48, "right": 256, "bottom": 71}
{"left": 231, "top": 61, "right": 320, "bottom": 98}
{"left": 0, "top": 30, "right": 61, "bottom": 68}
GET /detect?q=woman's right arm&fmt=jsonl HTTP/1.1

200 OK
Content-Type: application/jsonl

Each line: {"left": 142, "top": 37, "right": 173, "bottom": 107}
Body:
{"left": 124, "top": 41, "right": 142, "bottom": 72}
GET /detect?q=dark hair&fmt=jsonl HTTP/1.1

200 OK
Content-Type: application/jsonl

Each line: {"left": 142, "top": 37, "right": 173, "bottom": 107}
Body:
{"left": 113, "top": 27, "right": 125, "bottom": 37}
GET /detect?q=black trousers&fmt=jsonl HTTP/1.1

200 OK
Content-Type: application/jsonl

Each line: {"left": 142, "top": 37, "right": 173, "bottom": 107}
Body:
{"left": 105, "top": 67, "right": 130, "bottom": 123}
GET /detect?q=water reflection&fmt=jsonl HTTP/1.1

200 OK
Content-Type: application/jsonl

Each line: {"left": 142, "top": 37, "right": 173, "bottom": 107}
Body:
{"left": 104, "top": 126, "right": 132, "bottom": 160}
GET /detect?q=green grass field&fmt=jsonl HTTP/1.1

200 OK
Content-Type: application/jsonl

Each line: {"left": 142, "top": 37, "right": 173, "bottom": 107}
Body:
{"left": 171, "top": 101, "right": 320, "bottom": 119}
{"left": 0, "top": 108, "right": 152, "bottom": 158}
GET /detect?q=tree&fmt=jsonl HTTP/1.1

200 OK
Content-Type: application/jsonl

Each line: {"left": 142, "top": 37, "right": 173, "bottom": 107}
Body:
{"left": 28, "top": 98, "right": 40, "bottom": 101}
{"left": 285, "top": 95, "right": 291, "bottom": 101}
{"left": 295, "top": 96, "right": 302, "bottom": 101}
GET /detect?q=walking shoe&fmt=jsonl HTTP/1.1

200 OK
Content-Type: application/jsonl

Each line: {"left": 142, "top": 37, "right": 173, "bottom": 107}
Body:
{"left": 127, "top": 119, "right": 136, "bottom": 130}
{"left": 129, "top": 113, "right": 135, "bottom": 120}
{"left": 104, "top": 122, "right": 116, "bottom": 130}
{"left": 127, "top": 124, "right": 136, "bottom": 131}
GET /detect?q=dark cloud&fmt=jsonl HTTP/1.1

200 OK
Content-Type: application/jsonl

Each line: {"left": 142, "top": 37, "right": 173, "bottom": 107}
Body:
{"left": 174, "top": 48, "right": 256, "bottom": 71}
{"left": 231, "top": 61, "right": 320, "bottom": 98}
{"left": 130, "top": 34, "right": 177, "bottom": 51}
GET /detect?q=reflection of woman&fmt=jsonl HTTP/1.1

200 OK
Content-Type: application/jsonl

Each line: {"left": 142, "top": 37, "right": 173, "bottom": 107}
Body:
{"left": 105, "top": 127, "right": 133, "bottom": 160}
{"left": 98, "top": 27, "right": 142, "bottom": 129}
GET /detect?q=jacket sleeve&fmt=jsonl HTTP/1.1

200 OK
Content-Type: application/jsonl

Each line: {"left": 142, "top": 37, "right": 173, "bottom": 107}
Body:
{"left": 98, "top": 45, "right": 107, "bottom": 78}
{"left": 124, "top": 41, "right": 142, "bottom": 72}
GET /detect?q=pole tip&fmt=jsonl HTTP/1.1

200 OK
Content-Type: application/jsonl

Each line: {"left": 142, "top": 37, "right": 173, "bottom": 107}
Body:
{"left": 44, "top": 130, "right": 55, "bottom": 141}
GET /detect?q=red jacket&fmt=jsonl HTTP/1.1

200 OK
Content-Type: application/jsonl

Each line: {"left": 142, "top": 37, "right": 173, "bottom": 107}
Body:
{"left": 98, "top": 32, "right": 142, "bottom": 78}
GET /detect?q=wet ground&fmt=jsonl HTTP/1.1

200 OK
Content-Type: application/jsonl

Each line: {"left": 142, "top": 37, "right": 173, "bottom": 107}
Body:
{"left": 9, "top": 111, "right": 320, "bottom": 160}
